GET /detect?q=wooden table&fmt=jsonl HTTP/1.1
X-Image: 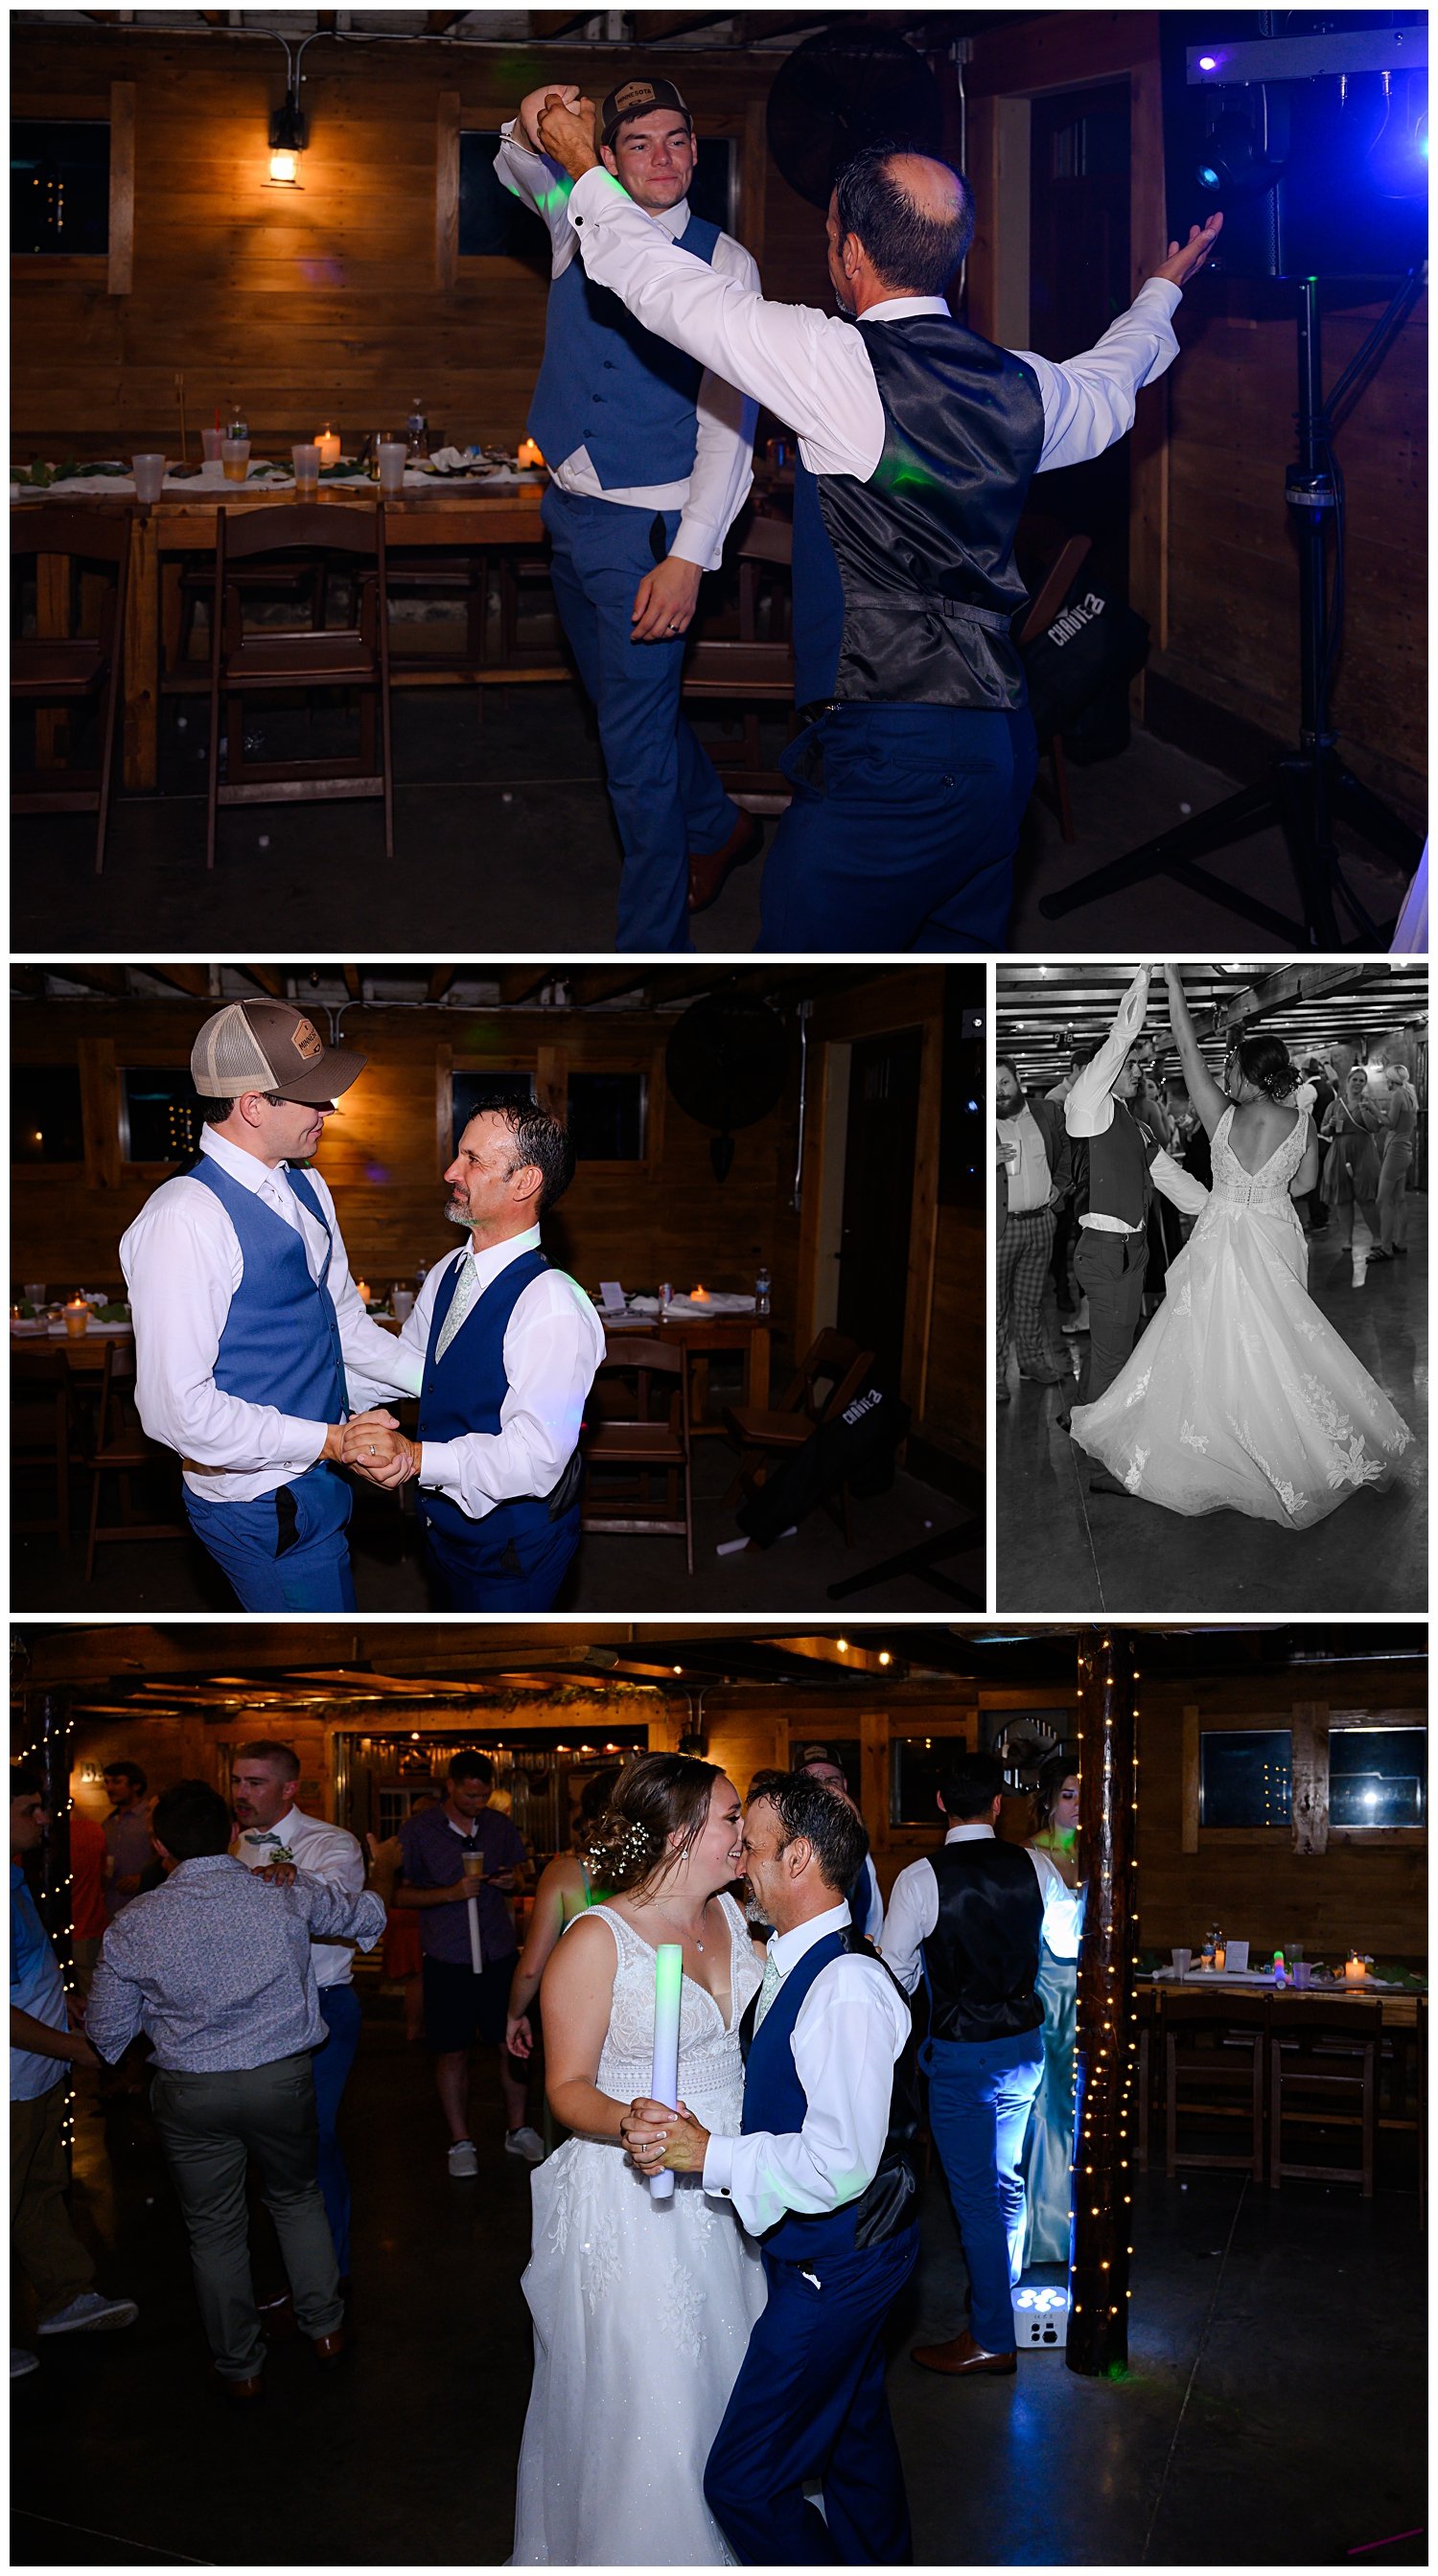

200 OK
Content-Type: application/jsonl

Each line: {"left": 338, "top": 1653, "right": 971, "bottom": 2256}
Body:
{"left": 17, "top": 478, "right": 550, "bottom": 792}
{"left": 601, "top": 1310, "right": 774, "bottom": 1433}
{"left": 12, "top": 1327, "right": 130, "bottom": 1374}
{"left": 1144, "top": 1972, "right": 1423, "bottom": 2030}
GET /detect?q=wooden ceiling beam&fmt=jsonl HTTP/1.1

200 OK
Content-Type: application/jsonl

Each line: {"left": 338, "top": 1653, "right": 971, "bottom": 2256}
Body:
{"left": 428, "top": 967, "right": 458, "bottom": 1003}
{"left": 147, "top": 964, "right": 212, "bottom": 1000}
{"left": 244, "top": 965, "right": 286, "bottom": 1000}
{"left": 342, "top": 967, "right": 362, "bottom": 1001}
{"left": 495, "top": 966, "right": 551, "bottom": 1005}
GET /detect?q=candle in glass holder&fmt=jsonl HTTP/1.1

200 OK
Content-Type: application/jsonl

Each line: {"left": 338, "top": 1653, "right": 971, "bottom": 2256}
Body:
{"left": 517, "top": 436, "right": 545, "bottom": 468}
{"left": 314, "top": 424, "right": 341, "bottom": 469}
{"left": 356, "top": 1279, "right": 371, "bottom": 1305}
{"left": 64, "top": 1296, "right": 90, "bottom": 1340}
{"left": 648, "top": 1944, "right": 684, "bottom": 2203}
{"left": 1344, "top": 1953, "right": 1368, "bottom": 1982}
{"left": 690, "top": 1285, "right": 708, "bottom": 1302}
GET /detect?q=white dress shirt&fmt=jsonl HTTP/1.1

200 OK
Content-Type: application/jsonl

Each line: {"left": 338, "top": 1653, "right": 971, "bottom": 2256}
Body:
{"left": 395, "top": 1226, "right": 606, "bottom": 1522}
{"left": 996, "top": 1104, "right": 1054, "bottom": 1215}
{"left": 119, "top": 1127, "right": 423, "bottom": 1504}
{"left": 1063, "top": 966, "right": 1209, "bottom": 1231}
{"left": 566, "top": 163, "right": 1185, "bottom": 483}
{"left": 702, "top": 1899, "right": 910, "bottom": 2238}
{"left": 881, "top": 1822, "right": 1078, "bottom": 1995}
{"left": 495, "top": 126, "right": 760, "bottom": 572}
{"left": 234, "top": 1802, "right": 367, "bottom": 1990}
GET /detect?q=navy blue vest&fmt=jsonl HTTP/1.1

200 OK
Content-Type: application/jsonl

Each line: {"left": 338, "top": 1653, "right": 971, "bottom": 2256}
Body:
{"left": 528, "top": 209, "right": 721, "bottom": 490}
{"left": 417, "top": 1246, "right": 582, "bottom": 1546}
{"left": 740, "top": 1927, "right": 919, "bottom": 2262}
{"left": 922, "top": 1838, "right": 1044, "bottom": 2046}
{"left": 189, "top": 1157, "right": 346, "bottom": 1430}
{"left": 791, "top": 312, "right": 1045, "bottom": 713}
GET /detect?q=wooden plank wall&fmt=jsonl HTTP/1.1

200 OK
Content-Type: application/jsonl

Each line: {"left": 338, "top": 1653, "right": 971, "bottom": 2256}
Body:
{"left": 10, "top": 24, "right": 828, "bottom": 458}
{"left": 10, "top": 996, "right": 803, "bottom": 1323}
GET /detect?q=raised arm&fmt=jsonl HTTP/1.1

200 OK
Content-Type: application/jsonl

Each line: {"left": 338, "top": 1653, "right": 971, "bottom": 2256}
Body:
{"left": 1161, "top": 966, "right": 1229, "bottom": 1138}
{"left": 1066, "top": 965, "right": 1151, "bottom": 1138}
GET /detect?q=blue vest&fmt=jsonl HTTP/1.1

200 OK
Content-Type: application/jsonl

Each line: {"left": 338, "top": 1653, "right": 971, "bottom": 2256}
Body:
{"left": 189, "top": 1158, "right": 346, "bottom": 1429}
{"left": 528, "top": 210, "right": 721, "bottom": 491}
{"left": 740, "top": 1929, "right": 919, "bottom": 2263}
{"left": 790, "top": 313, "right": 1045, "bottom": 713}
{"left": 417, "top": 1246, "right": 580, "bottom": 1546}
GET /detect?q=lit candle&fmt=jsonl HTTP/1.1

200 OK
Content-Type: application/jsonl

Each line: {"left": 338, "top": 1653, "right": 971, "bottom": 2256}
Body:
{"left": 517, "top": 436, "right": 545, "bottom": 468}
{"left": 314, "top": 425, "right": 341, "bottom": 469}
{"left": 356, "top": 1279, "right": 371, "bottom": 1305}
{"left": 648, "top": 1943, "right": 683, "bottom": 2203}
{"left": 64, "top": 1295, "right": 90, "bottom": 1340}
{"left": 1344, "top": 1953, "right": 1367, "bottom": 1982}
{"left": 691, "top": 1284, "right": 708, "bottom": 1302}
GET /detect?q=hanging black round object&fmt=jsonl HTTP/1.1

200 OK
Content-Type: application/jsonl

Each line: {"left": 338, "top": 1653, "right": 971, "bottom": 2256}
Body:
{"left": 766, "top": 30, "right": 945, "bottom": 212}
{"left": 664, "top": 992, "right": 789, "bottom": 1184}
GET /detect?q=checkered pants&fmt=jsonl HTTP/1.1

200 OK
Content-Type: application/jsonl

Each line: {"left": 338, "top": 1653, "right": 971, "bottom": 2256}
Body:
{"left": 997, "top": 1206, "right": 1058, "bottom": 1381}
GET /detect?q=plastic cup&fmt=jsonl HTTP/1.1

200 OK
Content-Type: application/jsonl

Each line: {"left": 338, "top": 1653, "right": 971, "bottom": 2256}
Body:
{"left": 391, "top": 1288, "right": 415, "bottom": 1322}
{"left": 130, "top": 453, "right": 167, "bottom": 502}
{"left": 1171, "top": 1947, "right": 1193, "bottom": 1977}
{"left": 377, "top": 441, "right": 407, "bottom": 496}
{"left": 221, "top": 438, "right": 250, "bottom": 483}
{"left": 1292, "top": 1962, "right": 1312, "bottom": 1989}
{"left": 23, "top": 1283, "right": 45, "bottom": 1302}
{"left": 291, "top": 443, "right": 319, "bottom": 493}
{"left": 201, "top": 427, "right": 225, "bottom": 463}
{"left": 64, "top": 1306, "right": 90, "bottom": 1340}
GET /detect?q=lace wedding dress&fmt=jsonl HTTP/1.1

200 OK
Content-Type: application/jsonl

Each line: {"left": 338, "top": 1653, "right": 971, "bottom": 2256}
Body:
{"left": 1071, "top": 1106, "right": 1413, "bottom": 1526}
{"left": 511, "top": 1895, "right": 766, "bottom": 2565}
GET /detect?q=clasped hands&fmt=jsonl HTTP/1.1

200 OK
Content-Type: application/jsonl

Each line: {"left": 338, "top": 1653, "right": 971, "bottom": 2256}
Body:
{"left": 619, "top": 2094, "right": 712, "bottom": 2176}
{"left": 328, "top": 1409, "right": 421, "bottom": 1490}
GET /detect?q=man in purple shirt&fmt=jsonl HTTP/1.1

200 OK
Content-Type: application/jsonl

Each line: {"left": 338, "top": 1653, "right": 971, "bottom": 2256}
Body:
{"left": 395, "top": 1751, "right": 542, "bottom": 2174}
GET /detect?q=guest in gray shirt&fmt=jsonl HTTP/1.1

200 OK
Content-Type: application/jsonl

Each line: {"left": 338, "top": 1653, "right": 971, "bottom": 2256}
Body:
{"left": 87, "top": 1779, "right": 384, "bottom": 2400}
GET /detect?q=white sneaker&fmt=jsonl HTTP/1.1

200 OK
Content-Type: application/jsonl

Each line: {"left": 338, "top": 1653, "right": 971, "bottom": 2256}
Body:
{"left": 504, "top": 2125, "right": 545, "bottom": 2165}
{"left": 12, "top": 2347, "right": 39, "bottom": 2379}
{"left": 447, "top": 2140, "right": 478, "bottom": 2177}
{"left": 36, "top": 2289, "right": 138, "bottom": 2335}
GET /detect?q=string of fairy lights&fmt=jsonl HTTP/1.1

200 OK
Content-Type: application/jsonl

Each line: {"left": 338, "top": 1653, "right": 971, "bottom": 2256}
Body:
{"left": 1068, "top": 1637, "right": 1140, "bottom": 2348}
{"left": 13, "top": 1712, "right": 79, "bottom": 2153}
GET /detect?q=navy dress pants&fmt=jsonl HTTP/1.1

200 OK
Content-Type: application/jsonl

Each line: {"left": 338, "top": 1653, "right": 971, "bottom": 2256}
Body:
{"left": 421, "top": 1501, "right": 580, "bottom": 1611}
{"left": 923, "top": 2027, "right": 1044, "bottom": 2354}
{"left": 758, "top": 702, "right": 1036, "bottom": 953}
{"left": 183, "top": 1461, "right": 355, "bottom": 1611}
{"left": 705, "top": 2226, "right": 919, "bottom": 2566}
{"left": 311, "top": 1985, "right": 361, "bottom": 2278}
{"left": 542, "top": 485, "right": 738, "bottom": 952}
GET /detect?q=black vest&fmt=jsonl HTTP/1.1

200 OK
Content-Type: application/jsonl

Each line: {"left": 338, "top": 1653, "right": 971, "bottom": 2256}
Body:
{"left": 1072, "top": 1102, "right": 1159, "bottom": 1230}
{"left": 791, "top": 312, "right": 1045, "bottom": 713}
{"left": 739, "top": 1927, "right": 923, "bottom": 2253}
{"left": 922, "top": 1838, "right": 1043, "bottom": 2045}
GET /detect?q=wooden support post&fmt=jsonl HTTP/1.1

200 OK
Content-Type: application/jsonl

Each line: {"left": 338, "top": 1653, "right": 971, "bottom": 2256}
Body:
{"left": 1067, "top": 1629, "right": 1139, "bottom": 2379}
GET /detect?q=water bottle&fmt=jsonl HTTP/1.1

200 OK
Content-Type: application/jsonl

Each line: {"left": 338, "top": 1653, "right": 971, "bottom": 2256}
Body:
{"left": 754, "top": 1264, "right": 772, "bottom": 1317}
{"left": 226, "top": 402, "right": 248, "bottom": 441}
{"left": 1200, "top": 1925, "right": 1217, "bottom": 1970}
{"left": 406, "top": 397, "right": 429, "bottom": 460}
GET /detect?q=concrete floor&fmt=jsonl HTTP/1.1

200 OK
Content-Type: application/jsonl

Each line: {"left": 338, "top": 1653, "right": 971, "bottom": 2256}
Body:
{"left": 12, "top": 1425, "right": 985, "bottom": 1616}
{"left": 10, "top": 684, "right": 1409, "bottom": 954}
{"left": 997, "top": 1202, "right": 1427, "bottom": 1614}
{"left": 12, "top": 2006, "right": 1426, "bottom": 2566}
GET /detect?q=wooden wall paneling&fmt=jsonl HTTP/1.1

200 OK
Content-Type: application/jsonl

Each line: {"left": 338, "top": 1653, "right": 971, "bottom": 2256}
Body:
{"left": 913, "top": 1204, "right": 984, "bottom": 1470}
{"left": 79, "top": 1037, "right": 122, "bottom": 1194}
{"left": 1181, "top": 1702, "right": 1199, "bottom": 1852}
{"left": 860, "top": 1705, "right": 890, "bottom": 1860}
{"left": 108, "top": 80, "right": 136, "bottom": 297}
{"left": 1290, "top": 1702, "right": 1331, "bottom": 1856}
{"left": 793, "top": 1031, "right": 832, "bottom": 1356}
{"left": 901, "top": 1010, "right": 943, "bottom": 1430}
{"left": 436, "top": 89, "right": 459, "bottom": 291}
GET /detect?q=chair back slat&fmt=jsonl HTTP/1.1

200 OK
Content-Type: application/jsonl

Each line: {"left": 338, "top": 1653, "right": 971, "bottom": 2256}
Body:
{"left": 12, "top": 504, "right": 131, "bottom": 565}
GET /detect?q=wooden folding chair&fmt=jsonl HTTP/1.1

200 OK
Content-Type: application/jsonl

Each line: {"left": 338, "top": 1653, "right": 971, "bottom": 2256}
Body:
{"left": 1268, "top": 1997, "right": 1381, "bottom": 2197}
{"left": 581, "top": 1338, "right": 694, "bottom": 1574}
{"left": 82, "top": 1338, "right": 187, "bottom": 1584}
{"left": 1165, "top": 1990, "right": 1269, "bottom": 2182}
{"left": 12, "top": 503, "right": 131, "bottom": 873}
{"left": 682, "top": 517, "right": 797, "bottom": 798}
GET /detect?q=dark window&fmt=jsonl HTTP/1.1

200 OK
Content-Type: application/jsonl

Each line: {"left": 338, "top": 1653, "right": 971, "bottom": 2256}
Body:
{"left": 12, "top": 120, "right": 110, "bottom": 255}
{"left": 121, "top": 1070, "right": 204, "bottom": 1166}
{"left": 1330, "top": 1728, "right": 1426, "bottom": 1828}
{"left": 891, "top": 1736, "right": 968, "bottom": 1827}
{"left": 459, "top": 132, "right": 553, "bottom": 261}
{"left": 1199, "top": 1729, "right": 1292, "bottom": 1828}
{"left": 568, "top": 1071, "right": 646, "bottom": 1162}
{"left": 12, "top": 1065, "right": 84, "bottom": 1164}
{"left": 452, "top": 1070, "right": 537, "bottom": 1151}
{"left": 687, "top": 137, "right": 736, "bottom": 234}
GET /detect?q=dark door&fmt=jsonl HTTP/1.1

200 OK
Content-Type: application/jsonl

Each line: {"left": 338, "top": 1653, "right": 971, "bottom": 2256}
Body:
{"left": 836, "top": 1028, "right": 923, "bottom": 1392}
{"left": 1027, "top": 80, "right": 1132, "bottom": 586}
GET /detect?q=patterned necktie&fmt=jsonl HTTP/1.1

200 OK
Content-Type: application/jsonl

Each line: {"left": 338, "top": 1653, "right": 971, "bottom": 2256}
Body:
{"left": 753, "top": 1952, "right": 782, "bottom": 2030}
{"left": 435, "top": 1254, "right": 480, "bottom": 1362}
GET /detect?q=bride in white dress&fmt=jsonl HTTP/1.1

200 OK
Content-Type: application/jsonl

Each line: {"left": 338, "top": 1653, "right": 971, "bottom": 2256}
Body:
{"left": 1071, "top": 964, "right": 1414, "bottom": 1526}
{"left": 511, "top": 1754, "right": 765, "bottom": 2566}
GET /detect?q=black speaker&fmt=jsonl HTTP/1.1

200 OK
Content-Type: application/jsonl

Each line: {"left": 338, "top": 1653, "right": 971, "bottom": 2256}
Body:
{"left": 1161, "top": 11, "right": 1427, "bottom": 280}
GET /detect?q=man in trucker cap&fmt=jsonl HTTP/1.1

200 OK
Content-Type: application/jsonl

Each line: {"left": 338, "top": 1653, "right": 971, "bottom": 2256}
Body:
{"left": 120, "top": 1000, "right": 421, "bottom": 1609}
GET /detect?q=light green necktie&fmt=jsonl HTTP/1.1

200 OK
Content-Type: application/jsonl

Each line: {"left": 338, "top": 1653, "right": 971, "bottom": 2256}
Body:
{"left": 434, "top": 1254, "right": 479, "bottom": 1361}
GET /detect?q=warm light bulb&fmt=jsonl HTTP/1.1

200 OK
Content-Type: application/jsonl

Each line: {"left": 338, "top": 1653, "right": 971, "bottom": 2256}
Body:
{"left": 269, "top": 147, "right": 299, "bottom": 184}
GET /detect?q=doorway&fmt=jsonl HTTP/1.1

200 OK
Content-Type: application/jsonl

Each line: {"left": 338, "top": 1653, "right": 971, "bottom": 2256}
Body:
{"left": 1027, "top": 80, "right": 1133, "bottom": 586}
{"left": 836, "top": 1027, "right": 923, "bottom": 1392}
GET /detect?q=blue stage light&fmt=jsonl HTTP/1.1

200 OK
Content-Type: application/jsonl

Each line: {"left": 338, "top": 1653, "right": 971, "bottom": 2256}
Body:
{"left": 1198, "top": 162, "right": 1221, "bottom": 188}
{"left": 1197, "top": 55, "right": 1218, "bottom": 72}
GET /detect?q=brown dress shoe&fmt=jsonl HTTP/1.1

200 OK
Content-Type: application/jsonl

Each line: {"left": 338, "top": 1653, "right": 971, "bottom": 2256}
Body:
{"left": 311, "top": 2328, "right": 348, "bottom": 2365}
{"left": 214, "top": 2367, "right": 264, "bottom": 2403}
{"left": 687, "top": 813, "right": 762, "bottom": 914}
{"left": 910, "top": 2330, "right": 1017, "bottom": 2377}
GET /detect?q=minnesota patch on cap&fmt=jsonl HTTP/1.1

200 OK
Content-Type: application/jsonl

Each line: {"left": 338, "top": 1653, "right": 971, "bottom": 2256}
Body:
{"left": 599, "top": 75, "right": 691, "bottom": 148}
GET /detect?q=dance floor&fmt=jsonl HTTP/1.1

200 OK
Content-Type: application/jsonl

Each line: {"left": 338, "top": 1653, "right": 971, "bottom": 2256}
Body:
{"left": 11, "top": 1999, "right": 1424, "bottom": 2567}
{"left": 997, "top": 1200, "right": 1427, "bottom": 1613}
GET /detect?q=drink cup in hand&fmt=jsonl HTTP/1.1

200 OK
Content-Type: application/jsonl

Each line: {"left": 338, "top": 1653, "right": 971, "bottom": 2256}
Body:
{"left": 461, "top": 1852, "right": 485, "bottom": 1886}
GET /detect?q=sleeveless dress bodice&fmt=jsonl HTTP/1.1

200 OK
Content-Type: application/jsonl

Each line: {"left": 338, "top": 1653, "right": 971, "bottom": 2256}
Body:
{"left": 1208, "top": 1104, "right": 1309, "bottom": 1214}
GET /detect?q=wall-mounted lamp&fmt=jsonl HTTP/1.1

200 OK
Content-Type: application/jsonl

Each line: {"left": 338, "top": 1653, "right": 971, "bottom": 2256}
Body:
{"left": 267, "top": 84, "right": 309, "bottom": 189}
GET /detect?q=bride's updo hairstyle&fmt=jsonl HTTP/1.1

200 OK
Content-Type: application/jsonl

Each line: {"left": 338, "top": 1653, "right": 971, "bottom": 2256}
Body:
{"left": 584, "top": 1752, "right": 723, "bottom": 1897}
{"left": 1032, "top": 1751, "right": 1078, "bottom": 1837}
{"left": 1232, "top": 1033, "right": 1299, "bottom": 1103}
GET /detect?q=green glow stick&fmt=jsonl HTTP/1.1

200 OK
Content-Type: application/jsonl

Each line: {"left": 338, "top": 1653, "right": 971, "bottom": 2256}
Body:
{"left": 649, "top": 1942, "right": 683, "bottom": 2203}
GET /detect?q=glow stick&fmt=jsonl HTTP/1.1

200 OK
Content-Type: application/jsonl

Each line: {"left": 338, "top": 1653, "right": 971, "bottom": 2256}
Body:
{"left": 462, "top": 1853, "right": 483, "bottom": 1974}
{"left": 648, "top": 1943, "right": 683, "bottom": 2203}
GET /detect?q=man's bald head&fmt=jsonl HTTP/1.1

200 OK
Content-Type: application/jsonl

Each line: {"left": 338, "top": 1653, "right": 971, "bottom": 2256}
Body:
{"left": 831, "top": 143, "right": 975, "bottom": 304}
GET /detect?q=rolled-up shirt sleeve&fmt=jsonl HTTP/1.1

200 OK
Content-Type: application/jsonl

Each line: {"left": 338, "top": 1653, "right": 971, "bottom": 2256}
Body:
{"left": 417, "top": 1275, "right": 605, "bottom": 1522}
{"left": 702, "top": 1960, "right": 909, "bottom": 2238}
{"left": 1021, "top": 282, "right": 1182, "bottom": 472}
{"left": 1065, "top": 968, "right": 1151, "bottom": 1139}
{"left": 286, "top": 1875, "right": 386, "bottom": 1950}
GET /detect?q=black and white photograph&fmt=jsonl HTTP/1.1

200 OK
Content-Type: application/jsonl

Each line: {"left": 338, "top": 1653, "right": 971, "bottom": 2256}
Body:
{"left": 995, "top": 959, "right": 1427, "bottom": 1612}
